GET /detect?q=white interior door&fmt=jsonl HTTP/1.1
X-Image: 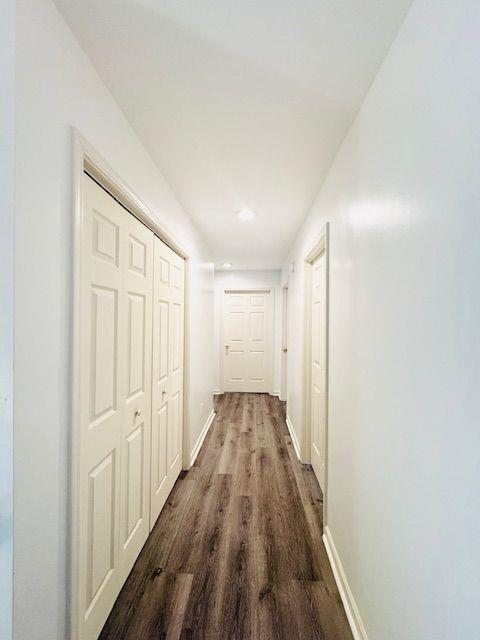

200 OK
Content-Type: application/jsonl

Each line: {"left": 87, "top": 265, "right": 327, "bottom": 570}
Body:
{"left": 222, "top": 290, "right": 273, "bottom": 393}
{"left": 150, "top": 235, "right": 185, "bottom": 527}
{"left": 281, "top": 287, "right": 288, "bottom": 401}
{"left": 310, "top": 252, "right": 327, "bottom": 490}
{"left": 77, "top": 174, "right": 154, "bottom": 640}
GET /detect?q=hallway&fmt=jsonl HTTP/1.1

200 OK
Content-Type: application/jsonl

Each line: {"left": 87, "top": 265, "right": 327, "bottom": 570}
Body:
{"left": 7, "top": 1, "right": 480, "bottom": 637}
{"left": 99, "top": 393, "right": 352, "bottom": 639}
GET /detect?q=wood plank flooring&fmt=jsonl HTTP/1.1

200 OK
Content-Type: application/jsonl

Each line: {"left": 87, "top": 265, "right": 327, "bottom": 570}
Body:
{"left": 99, "top": 393, "right": 353, "bottom": 640}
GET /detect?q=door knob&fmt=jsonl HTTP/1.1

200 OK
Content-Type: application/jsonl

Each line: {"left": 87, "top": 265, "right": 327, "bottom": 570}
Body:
{"left": 135, "top": 409, "right": 142, "bottom": 418}
{"left": 283, "top": 347, "right": 287, "bottom": 353}
{"left": 225, "top": 345, "right": 229, "bottom": 354}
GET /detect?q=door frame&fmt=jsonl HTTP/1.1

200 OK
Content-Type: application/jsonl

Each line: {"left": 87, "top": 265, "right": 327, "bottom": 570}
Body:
{"left": 302, "top": 223, "right": 330, "bottom": 527}
{"left": 70, "top": 129, "right": 191, "bottom": 638}
{"left": 219, "top": 287, "right": 275, "bottom": 395}
{"left": 0, "top": 9, "right": 14, "bottom": 634}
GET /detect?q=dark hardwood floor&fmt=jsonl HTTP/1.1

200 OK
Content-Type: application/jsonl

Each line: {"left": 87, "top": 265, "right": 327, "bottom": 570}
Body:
{"left": 100, "top": 393, "right": 353, "bottom": 639}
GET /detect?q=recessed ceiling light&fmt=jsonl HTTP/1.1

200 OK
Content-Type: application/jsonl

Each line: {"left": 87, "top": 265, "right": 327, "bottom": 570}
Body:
{"left": 237, "top": 208, "right": 256, "bottom": 221}
{"left": 222, "top": 262, "right": 232, "bottom": 268}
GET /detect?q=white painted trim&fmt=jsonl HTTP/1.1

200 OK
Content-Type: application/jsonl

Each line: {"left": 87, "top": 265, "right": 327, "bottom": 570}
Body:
{"left": 189, "top": 410, "right": 216, "bottom": 467}
{"left": 0, "top": 6, "right": 14, "bottom": 635}
{"left": 281, "top": 285, "right": 288, "bottom": 403}
{"left": 213, "top": 389, "right": 223, "bottom": 396}
{"left": 280, "top": 271, "right": 290, "bottom": 290}
{"left": 271, "top": 390, "right": 281, "bottom": 397}
{"left": 323, "top": 526, "right": 368, "bottom": 640}
{"left": 81, "top": 140, "right": 188, "bottom": 259}
{"left": 70, "top": 129, "right": 192, "bottom": 639}
{"left": 286, "top": 414, "right": 302, "bottom": 461}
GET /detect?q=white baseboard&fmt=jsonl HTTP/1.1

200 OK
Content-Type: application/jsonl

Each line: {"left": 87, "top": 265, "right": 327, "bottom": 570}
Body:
{"left": 285, "top": 414, "right": 301, "bottom": 460}
{"left": 323, "top": 526, "right": 368, "bottom": 640}
{"left": 213, "top": 389, "right": 223, "bottom": 396}
{"left": 270, "top": 390, "right": 281, "bottom": 397}
{"left": 190, "top": 409, "right": 216, "bottom": 467}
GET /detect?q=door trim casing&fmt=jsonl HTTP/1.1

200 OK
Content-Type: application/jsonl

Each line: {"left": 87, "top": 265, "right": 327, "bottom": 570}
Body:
{"left": 219, "top": 287, "right": 275, "bottom": 395}
{"left": 70, "top": 129, "right": 191, "bottom": 639}
{"left": 280, "top": 285, "right": 288, "bottom": 402}
{"left": 302, "top": 222, "right": 330, "bottom": 528}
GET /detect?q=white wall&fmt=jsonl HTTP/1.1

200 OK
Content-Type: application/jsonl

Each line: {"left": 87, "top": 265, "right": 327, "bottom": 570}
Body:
{"left": 0, "top": 2, "right": 15, "bottom": 638}
{"left": 213, "top": 270, "right": 282, "bottom": 394}
{"left": 14, "top": 1, "right": 214, "bottom": 638}
{"left": 283, "top": 0, "right": 480, "bottom": 637}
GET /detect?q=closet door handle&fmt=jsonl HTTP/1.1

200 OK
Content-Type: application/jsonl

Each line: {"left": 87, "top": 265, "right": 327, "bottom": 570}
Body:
{"left": 134, "top": 409, "right": 142, "bottom": 418}
{"left": 225, "top": 345, "right": 229, "bottom": 355}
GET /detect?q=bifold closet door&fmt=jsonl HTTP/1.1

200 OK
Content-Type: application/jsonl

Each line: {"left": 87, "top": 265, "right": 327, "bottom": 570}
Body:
{"left": 76, "top": 174, "right": 154, "bottom": 640}
{"left": 150, "top": 235, "right": 185, "bottom": 527}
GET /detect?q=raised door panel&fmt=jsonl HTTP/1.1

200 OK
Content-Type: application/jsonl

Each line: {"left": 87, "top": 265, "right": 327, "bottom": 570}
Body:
{"left": 152, "top": 402, "right": 168, "bottom": 496}
{"left": 169, "top": 391, "right": 181, "bottom": 469}
{"left": 171, "top": 302, "right": 182, "bottom": 377}
{"left": 128, "top": 235, "right": 147, "bottom": 276}
{"left": 227, "top": 349, "right": 246, "bottom": 382}
{"left": 124, "top": 425, "right": 144, "bottom": 544}
{"left": 126, "top": 293, "right": 146, "bottom": 399}
{"left": 228, "top": 294, "right": 245, "bottom": 307}
{"left": 157, "top": 301, "right": 169, "bottom": 384}
{"left": 249, "top": 312, "right": 265, "bottom": 342}
{"left": 227, "top": 311, "right": 246, "bottom": 343}
{"left": 173, "top": 263, "right": 183, "bottom": 291}
{"left": 158, "top": 256, "right": 170, "bottom": 288}
{"left": 86, "top": 452, "right": 116, "bottom": 611}
{"left": 250, "top": 294, "right": 265, "bottom": 306}
{"left": 249, "top": 351, "right": 265, "bottom": 382}
{"left": 311, "top": 385, "right": 321, "bottom": 457}
{"left": 92, "top": 211, "right": 119, "bottom": 266}
{"left": 90, "top": 286, "right": 118, "bottom": 424}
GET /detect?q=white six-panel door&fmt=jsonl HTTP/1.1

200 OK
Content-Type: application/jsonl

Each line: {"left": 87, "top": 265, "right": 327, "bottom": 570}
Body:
{"left": 76, "top": 174, "right": 184, "bottom": 640}
{"left": 310, "top": 252, "right": 327, "bottom": 490}
{"left": 150, "top": 235, "right": 184, "bottom": 527}
{"left": 222, "top": 290, "right": 273, "bottom": 393}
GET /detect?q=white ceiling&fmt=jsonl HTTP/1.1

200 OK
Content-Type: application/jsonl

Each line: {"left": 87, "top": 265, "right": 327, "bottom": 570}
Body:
{"left": 55, "top": 0, "right": 411, "bottom": 269}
